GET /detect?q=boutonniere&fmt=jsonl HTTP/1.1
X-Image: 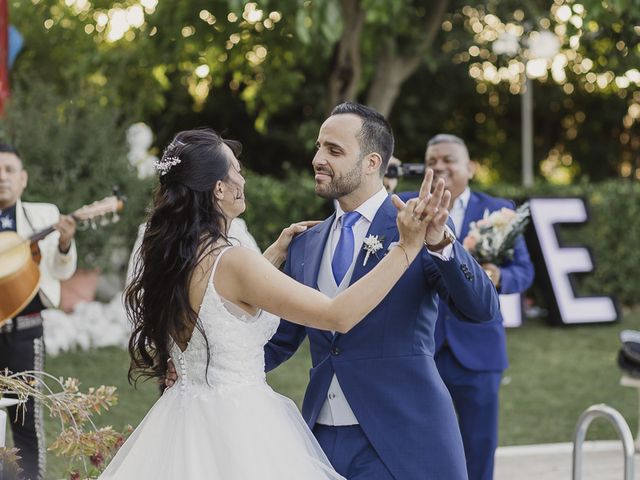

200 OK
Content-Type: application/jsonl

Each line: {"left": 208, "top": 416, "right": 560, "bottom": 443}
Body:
{"left": 0, "top": 216, "right": 14, "bottom": 230}
{"left": 362, "top": 234, "right": 384, "bottom": 266}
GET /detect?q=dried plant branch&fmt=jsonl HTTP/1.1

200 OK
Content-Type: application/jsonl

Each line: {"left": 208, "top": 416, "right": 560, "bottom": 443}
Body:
{"left": 1, "top": 369, "right": 130, "bottom": 479}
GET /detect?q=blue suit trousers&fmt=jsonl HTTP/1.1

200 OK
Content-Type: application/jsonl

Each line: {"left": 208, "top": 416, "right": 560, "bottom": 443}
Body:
{"left": 314, "top": 424, "right": 395, "bottom": 480}
{"left": 436, "top": 346, "right": 502, "bottom": 480}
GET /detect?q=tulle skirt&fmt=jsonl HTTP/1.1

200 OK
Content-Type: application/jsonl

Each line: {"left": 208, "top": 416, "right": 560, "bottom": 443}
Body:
{"left": 99, "top": 381, "right": 345, "bottom": 479}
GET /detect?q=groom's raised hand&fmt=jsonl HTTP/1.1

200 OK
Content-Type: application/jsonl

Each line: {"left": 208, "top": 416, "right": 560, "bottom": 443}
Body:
{"left": 417, "top": 168, "right": 452, "bottom": 247}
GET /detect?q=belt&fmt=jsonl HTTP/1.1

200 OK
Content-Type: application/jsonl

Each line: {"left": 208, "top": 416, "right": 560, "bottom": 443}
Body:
{"left": 0, "top": 313, "right": 44, "bottom": 334}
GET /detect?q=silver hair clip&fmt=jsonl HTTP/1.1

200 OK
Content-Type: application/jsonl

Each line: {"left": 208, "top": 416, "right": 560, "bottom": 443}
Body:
{"left": 154, "top": 155, "right": 182, "bottom": 176}
{"left": 155, "top": 139, "right": 186, "bottom": 176}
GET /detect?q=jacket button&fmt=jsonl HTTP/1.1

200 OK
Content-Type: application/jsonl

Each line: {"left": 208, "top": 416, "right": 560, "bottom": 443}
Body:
{"left": 331, "top": 346, "right": 341, "bottom": 356}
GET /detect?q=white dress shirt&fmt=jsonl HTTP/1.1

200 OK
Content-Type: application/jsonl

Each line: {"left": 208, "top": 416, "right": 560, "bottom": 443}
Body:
{"left": 450, "top": 187, "right": 471, "bottom": 237}
{"left": 316, "top": 188, "right": 453, "bottom": 425}
{"left": 316, "top": 188, "right": 388, "bottom": 425}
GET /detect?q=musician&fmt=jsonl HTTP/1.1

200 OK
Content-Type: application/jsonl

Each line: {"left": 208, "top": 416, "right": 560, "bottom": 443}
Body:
{"left": 0, "top": 143, "right": 77, "bottom": 480}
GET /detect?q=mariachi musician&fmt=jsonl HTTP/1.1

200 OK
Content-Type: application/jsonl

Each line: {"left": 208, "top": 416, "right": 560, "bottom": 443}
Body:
{"left": 0, "top": 143, "right": 77, "bottom": 480}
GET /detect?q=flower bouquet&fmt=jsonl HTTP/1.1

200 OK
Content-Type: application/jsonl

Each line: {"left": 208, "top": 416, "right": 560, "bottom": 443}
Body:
{"left": 462, "top": 202, "right": 531, "bottom": 265}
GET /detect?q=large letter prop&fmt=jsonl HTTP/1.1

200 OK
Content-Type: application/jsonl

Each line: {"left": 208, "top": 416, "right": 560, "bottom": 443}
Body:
{"left": 528, "top": 197, "right": 619, "bottom": 325}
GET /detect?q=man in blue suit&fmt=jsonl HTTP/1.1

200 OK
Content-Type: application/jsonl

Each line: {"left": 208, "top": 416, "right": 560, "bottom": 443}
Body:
{"left": 265, "top": 104, "right": 501, "bottom": 480}
{"left": 400, "top": 134, "right": 534, "bottom": 480}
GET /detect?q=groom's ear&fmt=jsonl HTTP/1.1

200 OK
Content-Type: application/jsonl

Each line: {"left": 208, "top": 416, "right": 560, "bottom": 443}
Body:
{"left": 365, "top": 152, "right": 383, "bottom": 176}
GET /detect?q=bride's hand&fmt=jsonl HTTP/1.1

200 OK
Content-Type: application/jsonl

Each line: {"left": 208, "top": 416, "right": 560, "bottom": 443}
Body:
{"left": 275, "top": 220, "right": 322, "bottom": 253}
{"left": 263, "top": 220, "right": 322, "bottom": 268}
{"left": 165, "top": 359, "right": 178, "bottom": 389}
{"left": 391, "top": 195, "right": 430, "bottom": 252}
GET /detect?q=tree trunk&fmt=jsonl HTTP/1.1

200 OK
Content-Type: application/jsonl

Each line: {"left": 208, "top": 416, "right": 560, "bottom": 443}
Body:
{"left": 366, "top": 0, "right": 449, "bottom": 117}
{"left": 326, "top": 0, "right": 365, "bottom": 114}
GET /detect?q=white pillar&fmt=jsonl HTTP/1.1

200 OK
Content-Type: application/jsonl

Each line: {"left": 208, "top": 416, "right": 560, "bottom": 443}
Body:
{"left": 0, "top": 398, "right": 22, "bottom": 447}
{"left": 0, "top": 408, "right": 6, "bottom": 447}
{"left": 521, "top": 75, "right": 534, "bottom": 187}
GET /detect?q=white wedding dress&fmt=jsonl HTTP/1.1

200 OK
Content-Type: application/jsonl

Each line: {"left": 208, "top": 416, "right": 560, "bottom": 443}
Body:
{"left": 100, "top": 247, "right": 344, "bottom": 479}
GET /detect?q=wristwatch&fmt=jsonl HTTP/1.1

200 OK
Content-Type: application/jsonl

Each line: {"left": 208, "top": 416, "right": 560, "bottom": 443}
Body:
{"left": 424, "top": 228, "right": 456, "bottom": 251}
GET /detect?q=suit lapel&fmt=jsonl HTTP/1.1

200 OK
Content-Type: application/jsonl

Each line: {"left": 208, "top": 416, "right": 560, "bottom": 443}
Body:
{"left": 350, "top": 196, "right": 398, "bottom": 283}
{"left": 330, "top": 198, "right": 397, "bottom": 344}
{"left": 302, "top": 213, "right": 335, "bottom": 289}
{"left": 459, "top": 191, "right": 484, "bottom": 241}
{"left": 302, "top": 214, "right": 335, "bottom": 343}
{"left": 15, "top": 200, "right": 31, "bottom": 237}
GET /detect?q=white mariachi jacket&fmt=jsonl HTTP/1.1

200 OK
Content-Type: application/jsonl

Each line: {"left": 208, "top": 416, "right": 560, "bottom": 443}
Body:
{"left": 15, "top": 199, "right": 77, "bottom": 309}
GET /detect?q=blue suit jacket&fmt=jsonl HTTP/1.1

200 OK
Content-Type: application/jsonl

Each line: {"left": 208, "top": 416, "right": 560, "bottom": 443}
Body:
{"left": 399, "top": 190, "right": 535, "bottom": 372}
{"left": 265, "top": 196, "right": 501, "bottom": 480}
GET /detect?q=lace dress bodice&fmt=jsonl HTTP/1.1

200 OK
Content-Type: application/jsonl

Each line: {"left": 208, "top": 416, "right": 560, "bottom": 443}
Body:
{"left": 169, "top": 247, "right": 280, "bottom": 390}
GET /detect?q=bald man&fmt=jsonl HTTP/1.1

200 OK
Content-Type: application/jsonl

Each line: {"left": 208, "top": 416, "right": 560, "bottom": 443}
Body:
{"left": 400, "top": 134, "right": 534, "bottom": 480}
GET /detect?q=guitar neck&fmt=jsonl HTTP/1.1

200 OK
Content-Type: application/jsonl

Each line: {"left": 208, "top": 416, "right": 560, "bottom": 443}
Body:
{"left": 25, "top": 196, "right": 122, "bottom": 245}
{"left": 29, "top": 226, "right": 58, "bottom": 244}
{"left": 28, "top": 214, "right": 81, "bottom": 244}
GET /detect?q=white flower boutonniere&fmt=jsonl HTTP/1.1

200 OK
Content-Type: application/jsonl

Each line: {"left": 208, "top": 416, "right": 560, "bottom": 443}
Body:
{"left": 362, "top": 235, "right": 384, "bottom": 266}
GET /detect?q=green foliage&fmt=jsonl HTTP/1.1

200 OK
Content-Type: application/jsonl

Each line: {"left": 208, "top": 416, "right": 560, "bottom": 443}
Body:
{"left": 0, "top": 79, "right": 152, "bottom": 271}
{"left": 579, "top": 0, "right": 640, "bottom": 74}
{"left": 9, "top": 1, "right": 640, "bottom": 182}
{"left": 242, "top": 169, "right": 331, "bottom": 250}
{"left": 484, "top": 179, "right": 640, "bottom": 306}
{"left": 242, "top": 173, "right": 639, "bottom": 306}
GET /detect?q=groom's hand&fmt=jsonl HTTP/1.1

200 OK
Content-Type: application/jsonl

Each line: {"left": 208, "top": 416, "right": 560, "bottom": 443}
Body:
{"left": 417, "top": 168, "right": 452, "bottom": 246}
{"left": 165, "top": 359, "right": 178, "bottom": 389}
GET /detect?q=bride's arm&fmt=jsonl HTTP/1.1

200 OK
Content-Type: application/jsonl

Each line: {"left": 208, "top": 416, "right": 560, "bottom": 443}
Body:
{"left": 218, "top": 197, "right": 430, "bottom": 333}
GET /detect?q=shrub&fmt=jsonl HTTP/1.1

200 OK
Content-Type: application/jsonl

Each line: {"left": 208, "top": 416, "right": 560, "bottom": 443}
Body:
{"left": 244, "top": 173, "right": 640, "bottom": 307}
{"left": 242, "top": 170, "right": 331, "bottom": 250}
{"left": 0, "top": 80, "right": 152, "bottom": 271}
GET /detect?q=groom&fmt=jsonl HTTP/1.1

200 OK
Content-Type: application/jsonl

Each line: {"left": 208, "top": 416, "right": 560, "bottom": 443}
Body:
{"left": 265, "top": 102, "right": 501, "bottom": 479}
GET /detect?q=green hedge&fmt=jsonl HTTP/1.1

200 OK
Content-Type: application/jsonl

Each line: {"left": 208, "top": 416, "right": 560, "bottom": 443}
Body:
{"left": 242, "top": 170, "right": 331, "bottom": 250}
{"left": 243, "top": 174, "right": 639, "bottom": 307}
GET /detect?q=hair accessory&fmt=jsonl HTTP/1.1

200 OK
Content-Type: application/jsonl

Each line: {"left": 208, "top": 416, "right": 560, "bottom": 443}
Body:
{"left": 154, "top": 155, "right": 181, "bottom": 176}
{"left": 155, "top": 140, "right": 186, "bottom": 176}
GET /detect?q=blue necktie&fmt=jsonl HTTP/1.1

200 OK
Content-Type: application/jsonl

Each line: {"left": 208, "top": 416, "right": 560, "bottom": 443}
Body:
{"left": 332, "top": 211, "right": 361, "bottom": 286}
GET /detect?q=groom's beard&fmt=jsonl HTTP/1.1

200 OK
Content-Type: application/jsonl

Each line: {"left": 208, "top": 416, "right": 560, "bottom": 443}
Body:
{"left": 315, "top": 158, "right": 363, "bottom": 200}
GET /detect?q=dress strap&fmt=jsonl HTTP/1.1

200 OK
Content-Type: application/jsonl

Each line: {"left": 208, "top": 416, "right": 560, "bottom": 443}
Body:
{"left": 209, "top": 245, "right": 236, "bottom": 284}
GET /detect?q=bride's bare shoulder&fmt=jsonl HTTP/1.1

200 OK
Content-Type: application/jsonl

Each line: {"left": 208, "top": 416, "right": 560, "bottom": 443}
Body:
{"left": 217, "top": 244, "right": 264, "bottom": 263}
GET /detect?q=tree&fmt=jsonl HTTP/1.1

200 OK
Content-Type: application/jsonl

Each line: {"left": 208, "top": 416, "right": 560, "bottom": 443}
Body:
{"left": 6, "top": 0, "right": 640, "bottom": 181}
{"left": 323, "top": 0, "right": 451, "bottom": 116}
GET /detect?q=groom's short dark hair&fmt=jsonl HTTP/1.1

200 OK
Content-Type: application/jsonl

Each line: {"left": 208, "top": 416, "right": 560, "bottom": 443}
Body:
{"left": 330, "top": 102, "right": 394, "bottom": 177}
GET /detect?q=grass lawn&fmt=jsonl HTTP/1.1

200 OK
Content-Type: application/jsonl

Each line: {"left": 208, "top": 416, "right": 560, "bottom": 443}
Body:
{"left": 5, "top": 306, "right": 638, "bottom": 479}
{"left": 500, "top": 305, "right": 640, "bottom": 445}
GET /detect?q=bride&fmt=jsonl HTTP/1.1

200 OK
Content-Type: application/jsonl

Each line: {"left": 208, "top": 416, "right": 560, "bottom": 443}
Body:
{"left": 99, "top": 128, "right": 429, "bottom": 479}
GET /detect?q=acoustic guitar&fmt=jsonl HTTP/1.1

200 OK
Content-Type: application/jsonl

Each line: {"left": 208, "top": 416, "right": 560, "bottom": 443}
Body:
{"left": 0, "top": 195, "right": 124, "bottom": 325}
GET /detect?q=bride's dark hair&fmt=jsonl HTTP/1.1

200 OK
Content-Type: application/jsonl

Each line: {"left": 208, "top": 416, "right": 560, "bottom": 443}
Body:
{"left": 125, "top": 128, "right": 242, "bottom": 384}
